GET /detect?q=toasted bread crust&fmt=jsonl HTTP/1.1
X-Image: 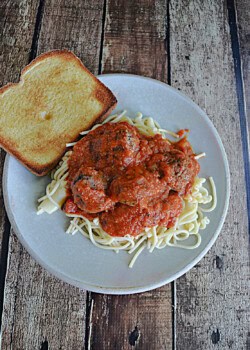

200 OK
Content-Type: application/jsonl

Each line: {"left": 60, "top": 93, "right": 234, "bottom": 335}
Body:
{"left": 0, "top": 50, "right": 117, "bottom": 176}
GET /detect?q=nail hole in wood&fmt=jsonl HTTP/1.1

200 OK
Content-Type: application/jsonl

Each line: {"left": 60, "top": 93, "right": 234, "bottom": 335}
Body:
{"left": 215, "top": 256, "right": 223, "bottom": 270}
{"left": 211, "top": 329, "right": 220, "bottom": 344}
{"left": 40, "top": 340, "right": 48, "bottom": 350}
{"left": 129, "top": 326, "right": 140, "bottom": 346}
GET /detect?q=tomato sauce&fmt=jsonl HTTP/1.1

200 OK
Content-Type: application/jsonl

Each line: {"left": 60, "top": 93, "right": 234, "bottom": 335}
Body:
{"left": 177, "top": 129, "right": 189, "bottom": 138}
{"left": 64, "top": 122, "right": 200, "bottom": 237}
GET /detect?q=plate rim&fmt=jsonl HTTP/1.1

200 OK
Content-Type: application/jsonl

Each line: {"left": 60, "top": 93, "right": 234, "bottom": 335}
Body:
{"left": 3, "top": 73, "right": 230, "bottom": 294}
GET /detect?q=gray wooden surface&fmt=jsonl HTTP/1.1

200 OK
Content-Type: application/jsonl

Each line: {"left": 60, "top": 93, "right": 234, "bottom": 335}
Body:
{"left": 170, "top": 1, "right": 249, "bottom": 349}
{"left": 0, "top": 0, "right": 249, "bottom": 349}
{"left": 236, "top": 0, "right": 250, "bottom": 137}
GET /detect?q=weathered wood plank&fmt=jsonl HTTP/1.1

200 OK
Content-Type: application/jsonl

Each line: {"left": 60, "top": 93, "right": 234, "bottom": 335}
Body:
{"left": 235, "top": 0, "right": 250, "bottom": 144}
{"left": 88, "top": 1, "right": 172, "bottom": 350}
{"left": 38, "top": 0, "right": 104, "bottom": 73}
{"left": 0, "top": 0, "right": 41, "bottom": 328}
{"left": 169, "top": 1, "right": 250, "bottom": 349}
{"left": 0, "top": 0, "right": 40, "bottom": 85}
{"left": 0, "top": 0, "right": 40, "bottom": 263}
{"left": 1, "top": 232, "right": 87, "bottom": 350}
{"left": 1, "top": 1, "right": 105, "bottom": 349}
{"left": 90, "top": 288, "right": 172, "bottom": 350}
{"left": 102, "top": 0, "right": 168, "bottom": 81}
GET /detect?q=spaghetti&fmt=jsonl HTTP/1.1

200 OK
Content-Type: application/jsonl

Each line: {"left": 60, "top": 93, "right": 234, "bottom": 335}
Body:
{"left": 37, "top": 111, "right": 216, "bottom": 268}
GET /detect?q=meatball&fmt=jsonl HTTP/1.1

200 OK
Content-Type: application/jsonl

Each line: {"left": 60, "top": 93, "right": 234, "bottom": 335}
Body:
{"left": 144, "top": 191, "right": 183, "bottom": 228}
{"left": 71, "top": 166, "right": 115, "bottom": 213}
{"left": 147, "top": 149, "right": 200, "bottom": 195}
{"left": 88, "top": 122, "right": 140, "bottom": 171}
{"left": 160, "top": 153, "right": 200, "bottom": 195}
{"left": 109, "top": 165, "right": 167, "bottom": 207}
{"left": 68, "top": 122, "right": 141, "bottom": 181}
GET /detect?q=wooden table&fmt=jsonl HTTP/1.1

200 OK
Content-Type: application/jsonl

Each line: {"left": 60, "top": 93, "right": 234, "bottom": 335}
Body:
{"left": 0, "top": 1, "right": 249, "bottom": 349}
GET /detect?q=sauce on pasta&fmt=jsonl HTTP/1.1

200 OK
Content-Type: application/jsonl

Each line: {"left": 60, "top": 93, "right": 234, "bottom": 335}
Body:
{"left": 64, "top": 122, "right": 200, "bottom": 237}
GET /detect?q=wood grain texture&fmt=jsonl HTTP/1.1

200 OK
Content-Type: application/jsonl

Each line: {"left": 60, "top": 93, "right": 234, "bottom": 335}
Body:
{"left": 0, "top": 0, "right": 40, "bottom": 262}
{"left": 102, "top": 0, "right": 168, "bottom": 81}
{"left": 1, "top": 232, "right": 87, "bottom": 350}
{"left": 0, "top": 0, "right": 40, "bottom": 85}
{"left": 90, "top": 288, "right": 172, "bottom": 350}
{"left": 1, "top": 1, "right": 249, "bottom": 350}
{"left": 37, "top": 0, "right": 104, "bottom": 73}
{"left": 88, "top": 1, "right": 172, "bottom": 350}
{"left": 236, "top": 0, "right": 250, "bottom": 138}
{"left": 1, "top": 1, "right": 105, "bottom": 349}
{"left": 0, "top": 0, "right": 40, "bottom": 331}
{"left": 170, "top": 1, "right": 250, "bottom": 349}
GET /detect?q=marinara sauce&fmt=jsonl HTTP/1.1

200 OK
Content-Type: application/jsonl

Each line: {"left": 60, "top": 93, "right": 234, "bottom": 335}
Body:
{"left": 64, "top": 122, "right": 200, "bottom": 237}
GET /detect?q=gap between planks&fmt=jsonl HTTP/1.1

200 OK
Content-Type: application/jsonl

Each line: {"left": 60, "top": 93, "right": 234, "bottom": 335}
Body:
{"left": 227, "top": 0, "right": 250, "bottom": 232}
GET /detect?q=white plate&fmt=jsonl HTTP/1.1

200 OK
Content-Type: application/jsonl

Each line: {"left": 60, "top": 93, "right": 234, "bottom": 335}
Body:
{"left": 3, "top": 74, "right": 230, "bottom": 294}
